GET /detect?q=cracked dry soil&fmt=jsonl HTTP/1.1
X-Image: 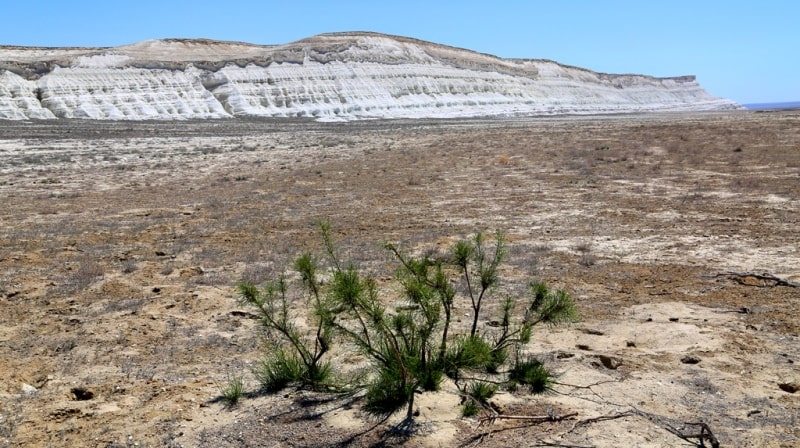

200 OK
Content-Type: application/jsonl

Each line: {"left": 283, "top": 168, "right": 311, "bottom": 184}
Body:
{"left": 1, "top": 111, "right": 799, "bottom": 447}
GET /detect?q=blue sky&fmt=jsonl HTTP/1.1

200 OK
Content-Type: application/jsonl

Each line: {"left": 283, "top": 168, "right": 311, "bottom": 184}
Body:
{"left": 1, "top": 1, "right": 797, "bottom": 104}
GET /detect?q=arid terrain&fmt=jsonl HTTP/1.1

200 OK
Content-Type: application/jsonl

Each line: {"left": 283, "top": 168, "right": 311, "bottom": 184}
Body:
{"left": 1, "top": 111, "right": 798, "bottom": 447}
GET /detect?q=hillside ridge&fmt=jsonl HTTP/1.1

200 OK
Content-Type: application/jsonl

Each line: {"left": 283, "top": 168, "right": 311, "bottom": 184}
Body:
{"left": 0, "top": 32, "right": 742, "bottom": 120}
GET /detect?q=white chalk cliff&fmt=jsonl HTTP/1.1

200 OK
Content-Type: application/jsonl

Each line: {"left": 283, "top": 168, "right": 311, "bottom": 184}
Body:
{"left": 0, "top": 70, "right": 56, "bottom": 119}
{"left": 37, "top": 67, "right": 229, "bottom": 119}
{"left": 0, "top": 32, "right": 741, "bottom": 121}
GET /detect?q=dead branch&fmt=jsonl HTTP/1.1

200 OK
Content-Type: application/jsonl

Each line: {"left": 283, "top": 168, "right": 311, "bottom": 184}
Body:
{"left": 714, "top": 271, "right": 798, "bottom": 288}
{"left": 552, "top": 380, "right": 620, "bottom": 390}
{"left": 567, "top": 410, "right": 634, "bottom": 433}
{"left": 479, "top": 412, "right": 578, "bottom": 427}
{"left": 663, "top": 421, "right": 720, "bottom": 448}
{"left": 466, "top": 411, "right": 580, "bottom": 447}
{"left": 633, "top": 408, "right": 721, "bottom": 448}
{"left": 532, "top": 442, "right": 595, "bottom": 448}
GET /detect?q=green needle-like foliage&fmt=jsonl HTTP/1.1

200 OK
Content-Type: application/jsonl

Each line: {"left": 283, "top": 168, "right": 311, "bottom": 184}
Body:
{"left": 443, "top": 335, "right": 492, "bottom": 379}
{"left": 460, "top": 381, "right": 497, "bottom": 417}
{"left": 468, "top": 381, "right": 497, "bottom": 403}
{"left": 509, "top": 356, "right": 552, "bottom": 393}
{"left": 236, "top": 222, "right": 577, "bottom": 421}
{"left": 454, "top": 232, "right": 507, "bottom": 337}
{"left": 237, "top": 269, "right": 334, "bottom": 391}
{"left": 254, "top": 348, "right": 305, "bottom": 392}
{"left": 527, "top": 281, "right": 579, "bottom": 326}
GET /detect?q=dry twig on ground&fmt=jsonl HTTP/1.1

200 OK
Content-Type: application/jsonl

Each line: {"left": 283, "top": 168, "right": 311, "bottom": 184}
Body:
{"left": 566, "top": 411, "right": 634, "bottom": 433}
{"left": 634, "top": 408, "right": 721, "bottom": 448}
{"left": 663, "top": 421, "right": 721, "bottom": 448}
{"left": 478, "top": 411, "right": 579, "bottom": 427}
{"left": 714, "top": 271, "right": 798, "bottom": 288}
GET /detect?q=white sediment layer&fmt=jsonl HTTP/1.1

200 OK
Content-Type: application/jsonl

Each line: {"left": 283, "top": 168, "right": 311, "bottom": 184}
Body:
{"left": 0, "top": 70, "right": 56, "bottom": 119}
{"left": 204, "top": 59, "right": 736, "bottom": 120}
{"left": 38, "top": 67, "right": 230, "bottom": 120}
{"left": 0, "top": 33, "right": 742, "bottom": 121}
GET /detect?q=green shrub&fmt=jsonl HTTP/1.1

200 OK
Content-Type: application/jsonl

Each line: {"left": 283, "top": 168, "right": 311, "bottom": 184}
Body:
{"left": 363, "top": 364, "right": 413, "bottom": 418}
{"left": 253, "top": 348, "right": 305, "bottom": 392}
{"left": 237, "top": 273, "right": 333, "bottom": 392}
{"left": 485, "top": 347, "right": 508, "bottom": 374}
{"left": 236, "top": 222, "right": 577, "bottom": 423}
{"left": 509, "top": 356, "right": 552, "bottom": 393}
{"left": 461, "top": 399, "right": 480, "bottom": 417}
{"left": 443, "top": 335, "right": 492, "bottom": 379}
{"left": 221, "top": 375, "right": 244, "bottom": 407}
{"left": 528, "top": 281, "right": 579, "bottom": 326}
{"left": 460, "top": 381, "right": 497, "bottom": 417}
{"left": 467, "top": 381, "right": 497, "bottom": 403}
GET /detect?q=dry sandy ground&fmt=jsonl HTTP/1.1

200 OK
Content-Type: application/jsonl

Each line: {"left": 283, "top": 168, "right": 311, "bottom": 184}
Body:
{"left": 1, "top": 112, "right": 798, "bottom": 447}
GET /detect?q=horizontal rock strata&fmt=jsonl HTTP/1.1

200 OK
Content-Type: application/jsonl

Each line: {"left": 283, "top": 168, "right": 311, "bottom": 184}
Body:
{"left": 0, "top": 32, "right": 741, "bottom": 121}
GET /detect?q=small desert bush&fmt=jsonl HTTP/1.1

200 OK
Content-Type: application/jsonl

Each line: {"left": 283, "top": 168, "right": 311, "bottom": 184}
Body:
{"left": 508, "top": 356, "right": 552, "bottom": 393}
{"left": 468, "top": 381, "right": 497, "bottom": 403}
{"left": 254, "top": 348, "right": 322, "bottom": 392}
{"left": 238, "top": 272, "right": 333, "bottom": 392}
{"left": 461, "top": 381, "right": 497, "bottom": 416}
{"left": 56, "top": 258, "right": 105, "bottom": 294}
{"left": 120, "top": 259, "right": 138, "bottom": 274}
{"left": 239, "top": 262, "right": 274, "bottom": 285}
{"left": 461, "top": 398, "right": 480, "bottom": 417}
{"left": 461, "top": 381, "right": 497, "bottom": 417}
{"left": 220, "top": 375, "right": 244, "bottom": 407}
{"left": 574, "top": 241, "right": 597, "bottom": 267}
{"left": 236, "top": 222, "right": 577, "bottom": 421}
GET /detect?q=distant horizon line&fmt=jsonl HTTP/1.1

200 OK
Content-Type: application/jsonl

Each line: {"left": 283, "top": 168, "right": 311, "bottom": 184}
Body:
{"left": 743, "top": 101, "right": 800, "bottom": 111}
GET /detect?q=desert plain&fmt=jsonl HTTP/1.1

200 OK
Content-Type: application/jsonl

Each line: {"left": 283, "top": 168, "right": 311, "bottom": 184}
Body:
{"left": 1, "top": 111, "right": 798, "bottom": 447}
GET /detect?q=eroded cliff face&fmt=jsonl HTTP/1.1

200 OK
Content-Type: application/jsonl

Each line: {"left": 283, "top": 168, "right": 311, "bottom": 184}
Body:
{"left": 0, "top": 71, "right": 55, "bottom": 120}
{"left": 202, "top": 61, "right": 547, "bottom": 119}
{"left": 0, "top": 32, "right": 741, "bottom": 120}
{"left": 37, "top": 67, "right": 229, "bottom": 119}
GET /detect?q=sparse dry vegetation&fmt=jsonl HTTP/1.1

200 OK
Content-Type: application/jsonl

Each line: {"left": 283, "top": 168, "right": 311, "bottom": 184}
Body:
{"left": 0, "top": 112, "right": 799, "bottom": 447}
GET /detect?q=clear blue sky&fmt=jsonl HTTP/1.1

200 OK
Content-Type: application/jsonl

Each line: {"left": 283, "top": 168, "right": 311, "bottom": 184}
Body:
{"left": 1, "top": 1, "right": 797, "bottom": 104}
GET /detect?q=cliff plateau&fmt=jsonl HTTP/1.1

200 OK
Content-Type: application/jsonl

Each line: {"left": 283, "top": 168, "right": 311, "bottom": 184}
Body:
{"left": 0, "top": 32, "right": 741, "bottom": 120}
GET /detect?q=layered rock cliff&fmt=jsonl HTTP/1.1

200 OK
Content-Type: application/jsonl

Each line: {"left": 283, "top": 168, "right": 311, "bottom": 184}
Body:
{"left": 0, "top": 32, "right": 741, "bottom": 121}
